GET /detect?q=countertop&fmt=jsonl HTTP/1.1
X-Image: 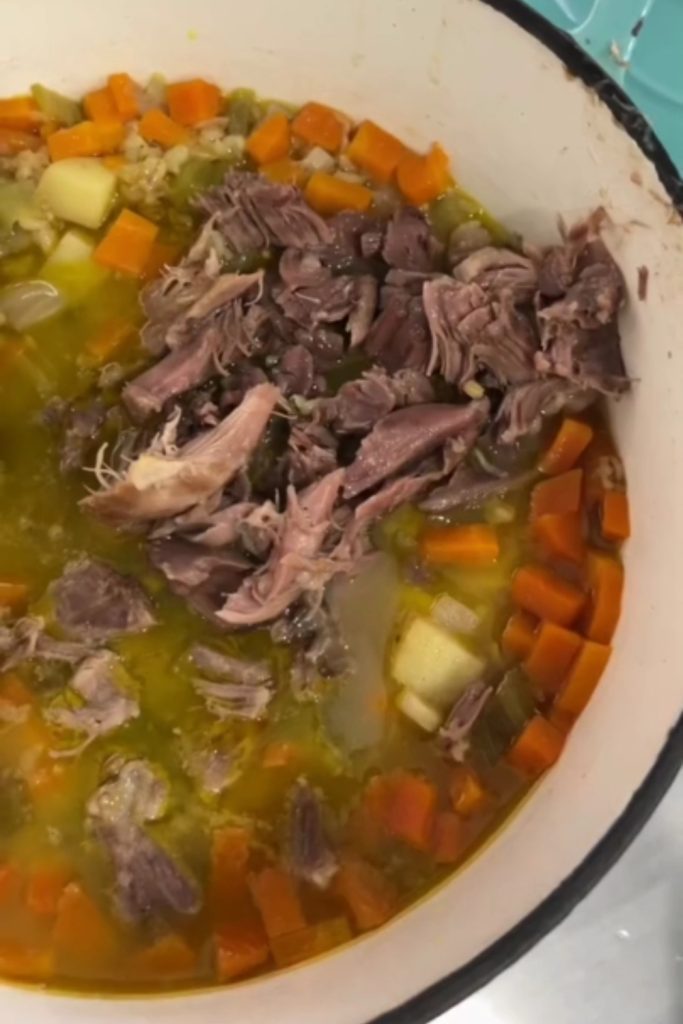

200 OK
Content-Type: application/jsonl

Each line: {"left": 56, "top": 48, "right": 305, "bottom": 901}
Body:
{"left": 440, "top": 770, "right": 683, "bottom": 1022}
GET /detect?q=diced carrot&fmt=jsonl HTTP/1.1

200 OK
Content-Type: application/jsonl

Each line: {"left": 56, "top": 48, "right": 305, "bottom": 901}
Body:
{"left": 0, "top": 126, "right": 43, "bottom": 155}
{"left": 512, "top": 564, "right": 585, "bottom": 627}
{"left": 583, "top": 551, "right": 624, "bottom": 644}
{"left": 53, "top": 883, "right": 118, "bottom": 963}
{"left": 108, "top": 73, "right": 140, "bottom": 121}
{"left": 130, "top": 934, "right": 197, "bottom": 979}
{"left": 260, "top": 157, "right": 306, "bottom": 186}
{"left": 209, "top": 827, "right": 251, "bottom": 912}
{"left": 83, "top": 87, "right": 120, "bottom": 124}
{"left": 501, "top": 611, "right": 537, "bottom": 661}
{"left": 0, "top": 943, "right": 53, "bottom": 981}
{"left": 270, "top": 917, "right": 352, "bottom": 969}
{"left": 534, "top": 512, "right": 585, "bottom": 565}
{"left": 167, "top": 78, "right": 221, "bottom": 126}
{"left": 384, "top": 771, "right": 437, "bottom": 852}
{"left": 348, "top": 774, "right": 392, "bottom": 856}
{"left": 0, "top": 863, "right": 21, "bottom": 907}
{"left": 420, "top": 523, "right": 499, "bottom": 568}
{"left": 291, "top": 102, "right": 345, "bottom": 153}
{"left": 83, "top": 319, "right": 137, "bottom": 365}
{"left": 246, "top": 112, "right": 291, "bottom": 165}
{"left": 0, "top": 580, "right": 28, "bottom": 611}
{"left": 26, "top": 865, "right": 72, "bottom": 918}
{"left": 0, "top": 96, "right": 42, "bottom": 132}
{"left": 396, "top": 143, "right": 452, "bottom": 206}
{"left": 432, "top": 811, "right": 464, "bottom": 865}
{"left": 143, "top": 240, "right": 181, "bottom": 281}
{"left": 249, "top": 867, "right": 305, "bottom": 940}
{"left": 523, "top": 621, "right": 582, "bottom": 695}
{"left": 305, "top": 171, "right": 373, "bottom": 216}
{"left": 94, "top": 208, "right": 159, "bottom": 277}
{"left": 47, "top": 120, "right": 124, "bottom": 160}
{"left": 555, "top": 640, "right": 612, "bottom": 718}
{"left": 215, "top": 921, "right": 270, "bottom": 981}
{"left": 539, "top": 418, "right": 594, "bottom": 475}
{"left": 0, "top": 673, "right": 34, "bottom": 707}
{"left": 507, "top": 714, "right": 565, "bottom": 777}
{"left": 335, "top": 858, "right": 398, "bottom": 931}
{"left": 346, "top": 120, "right": 407, "bottom": 184}
{"left": 262, "top": 740, "right": 300, "bottom": 768}
{"left": 530, "top": 469, "right": 583, "bottom": 521}
{"left": 139, "top": 108, "right": 189, "bottom": 149}
{"left": 601, "top": 490, "right": 630, "bottom": 542}
{"left": 450, "top": 770, "right": 489, "bottom": 818}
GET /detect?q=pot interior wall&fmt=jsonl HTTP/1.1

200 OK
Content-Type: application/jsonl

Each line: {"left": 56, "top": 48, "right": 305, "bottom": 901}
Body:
{"left": 1, "top": 1, "right": 682, "bottom": 1021}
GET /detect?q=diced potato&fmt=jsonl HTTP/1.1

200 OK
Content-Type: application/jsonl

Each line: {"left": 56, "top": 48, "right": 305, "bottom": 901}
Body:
{"left": 44, "top": 229, "right": 95, "bottom": 267}
{"left": 396, "top": 689, "right": 443, "bottom": 732}
{"left": 392, "top": 616, "right": 485, "bottom": 709}
{"left": 36, "top": 159, "right": 116, "bottom": 229}
{"left": 42, "top": 229, "right": 106, "bottom": 303}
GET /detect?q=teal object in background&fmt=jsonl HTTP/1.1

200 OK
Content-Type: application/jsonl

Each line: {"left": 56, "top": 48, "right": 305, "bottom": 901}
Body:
{"left": 524, "top": 0, "right": 683, "bottom": 170}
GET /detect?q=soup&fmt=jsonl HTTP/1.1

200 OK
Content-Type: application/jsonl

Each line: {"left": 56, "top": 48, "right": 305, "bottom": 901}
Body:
{"left": 0, "top": 74, "right": 629, "bottom": 990}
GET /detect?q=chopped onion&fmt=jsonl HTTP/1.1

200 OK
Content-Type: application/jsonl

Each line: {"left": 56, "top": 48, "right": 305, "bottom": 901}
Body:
{"left": 0, "top": 279, "right": 65, "bottom": 331}
{"left": 430, "top": 594, "right": 480, "bottom": 634}
{"left": 301, "top": 146, "right": 335, "bottom": 172}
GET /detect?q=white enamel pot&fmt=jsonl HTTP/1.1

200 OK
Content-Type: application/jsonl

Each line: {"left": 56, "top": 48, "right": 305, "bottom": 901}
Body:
{"left": 2, "top": 1, "right": 683, "bottom": 1021}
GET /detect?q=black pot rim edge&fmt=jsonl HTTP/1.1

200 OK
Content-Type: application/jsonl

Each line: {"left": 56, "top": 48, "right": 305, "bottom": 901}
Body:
{"left": 373, "top": 2, "right": 683, "bottom": 1022}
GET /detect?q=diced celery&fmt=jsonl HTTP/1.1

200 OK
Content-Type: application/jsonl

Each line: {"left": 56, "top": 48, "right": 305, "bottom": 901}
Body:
{"left": 399, "top": 584, "right": 434, "bottom": 617}
{"left": 0, "top": 182, "right": 39, "bottom": 232}
{"left": 392, "top": 615, "right": 485, "bottom": 709}
{"left": 170, "top": 157, "right": 232, "bottom": 210}
{"left": 31, "top": 84, "right": 81, "bottom": 126}
{"left": 42, "top": 229, "right": 107, "bottom": 303}
{"left": 496, "top": 669, "right": 535, "bottom": 735}
{"left": 379, "top": 503, "right": 424, "bottom": 554}
{"left": 36, "top": 159, "right": 117, "bottom": 230}
{"left": 396, "top": 689, "right": 443, "bottom": 732}
{"left": 429, "top": 186, "right": 511, "bottom": 245}
{"left": 227, "top": 88, "right": 262, "bottom": 136}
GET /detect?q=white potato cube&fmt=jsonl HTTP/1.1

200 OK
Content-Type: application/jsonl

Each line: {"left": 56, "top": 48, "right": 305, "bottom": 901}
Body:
{"left": 396, "top": 689, "right": 443, "bottom": 732}
{"left": 392, "top": 615, "right": 485, "bottom": 709}
{"left": 37, "top": 159, "right": 116, "bottom": 229}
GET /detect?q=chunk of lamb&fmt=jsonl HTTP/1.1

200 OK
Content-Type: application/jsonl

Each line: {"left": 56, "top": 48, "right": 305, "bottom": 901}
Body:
{"left": 199, "top": 171, "right": 333, "bottom": 253}
{"left": 452, "top": 246, "right": 538, "bottom": 304}
{"left": 47, "top": 651, "right": 139, "bottom": 749}
{"left": 287, "top": 781, "right": 338, "bottom": 889}
{"left": 0, "top": 616, "right": 93, "bottom": 672}
{"left": 535, "top": 239, "right": 628, "bottom": 394}
{"left": 382, "top": 207, "right": 443, "bottom": 272}
{"left": 123, "top": 271, "right": 264, "bottom": 421}
{"left": 420, "top": 463, "right": 536, "bottom": 513}
{"left": 82, "top": 383, "right": 280, "bottom": 525}
{"left": 274, "top": 274, "right": 377, "bottom": 348}
{"left": 217, "top": 468, "right": 345, "bottom": 628}
{"left": 191, "top": 643, "right": 274, "bottom": 720}
{"left": 343, "top": 400, "right": 490, "bottom": 499}
{"left": 88, "top": 760, "right": 200, "bottom": 923}
{"left": 287, "top": 422, "right": 338, "bottom": 487}
{"left": 423, "top": 277, "right": 538, "bottom": 386}
{"left": 495, "top": 379, "right": 595, "bottom": 445}
{"left": 323, "top": 368, "right": 434, "bottom": 435}
{"left": 364, "top": 288, "right": 431, "bottom": 374}
{"left": 149, "top": 538, "right": 251, "bottom": 623}
{"left": 52, "top": 559, "right": 155, "bottom": 641}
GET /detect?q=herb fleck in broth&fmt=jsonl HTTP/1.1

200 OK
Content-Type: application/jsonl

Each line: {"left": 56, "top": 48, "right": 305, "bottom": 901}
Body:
{"left": 0, "top": 75, "right": 629, "bottom": 990}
